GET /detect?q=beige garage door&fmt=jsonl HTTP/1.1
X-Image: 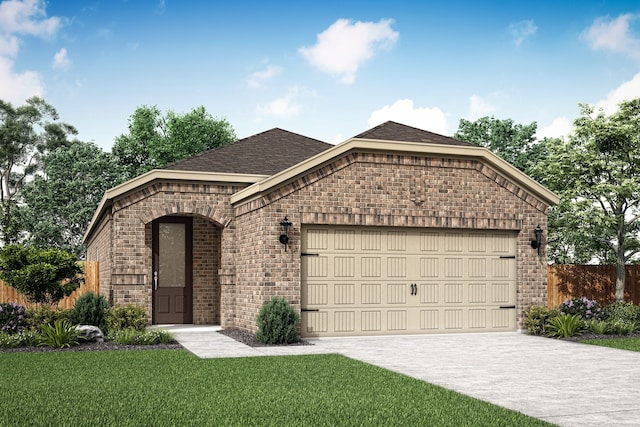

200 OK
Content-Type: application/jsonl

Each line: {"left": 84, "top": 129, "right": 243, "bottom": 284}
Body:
{"left": 301, "top": 226, "right": 517, "bottom": 337}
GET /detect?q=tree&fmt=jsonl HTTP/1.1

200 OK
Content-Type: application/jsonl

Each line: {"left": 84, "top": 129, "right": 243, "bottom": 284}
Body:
{"left": 18, "top": 141, "right": 121, "bottom": 256}
{"left": 454, "top": 116, "right": 547, "bottom": 180}
{"left": 112, "top": 105, "right": 236, "bottom": 181}
{"left": 0, "top": 97, "right": 76, "bottom": 244}
{"left": 538, "top": 99, "right": 640, "bottom": 301}
{"left": 0, "top": 245, "right": 83, "bottom": 305}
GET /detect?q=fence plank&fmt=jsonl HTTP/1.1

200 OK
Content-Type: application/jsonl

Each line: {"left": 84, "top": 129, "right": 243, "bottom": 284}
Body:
{"left": 547, "top": 265, "right": 640, "bottom": 307}
{"left": 0, "top": 261, "right": 99, "bottom": 309}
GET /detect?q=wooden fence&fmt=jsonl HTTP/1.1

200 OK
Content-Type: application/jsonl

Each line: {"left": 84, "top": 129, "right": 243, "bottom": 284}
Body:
{"left": 547, "top": 264, "right": 640, "bottom": 307}
{"left": 0, "top": 261, "right": 99, "bottom": 309}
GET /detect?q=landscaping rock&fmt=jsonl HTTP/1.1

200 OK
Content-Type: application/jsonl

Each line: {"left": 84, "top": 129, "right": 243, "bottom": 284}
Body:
{"left": 76, "top": 325, "right": 105, "bottom": 343}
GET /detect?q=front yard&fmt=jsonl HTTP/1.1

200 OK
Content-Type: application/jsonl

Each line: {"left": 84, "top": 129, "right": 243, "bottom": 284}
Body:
{"left": 0, "top": 350, "right": 552, "bottom": 426}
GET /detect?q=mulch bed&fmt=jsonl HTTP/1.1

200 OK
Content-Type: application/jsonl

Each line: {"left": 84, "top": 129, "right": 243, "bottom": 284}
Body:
{"left": 0, "top": 341, "right": 183, "bottom": 353}
{"left": 560, "top": 331, "right": 640, "bottom": 342}
{"left": 218, "top": 328, "right": 312, "bottom": 347}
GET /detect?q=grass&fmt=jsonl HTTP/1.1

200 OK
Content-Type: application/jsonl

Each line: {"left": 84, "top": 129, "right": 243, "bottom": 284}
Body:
{"left": 582, "top": 337, "right": 640, "bottom": 352}
{"left": 0, "top": 350, "right": 552, "bottom": 426}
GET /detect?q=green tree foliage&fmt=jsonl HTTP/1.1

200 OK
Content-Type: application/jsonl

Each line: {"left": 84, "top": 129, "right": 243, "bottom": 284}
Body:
{"left": 0, "top": 245, "right": 83, "bottom": 305}
{"left": 18, "top": 141, "right": 120, "bottom": 255}
{"left": 538, "top": 99, "right": 640, "bottom": 301}
{"left": 454, "top": 116, "right": 547, "bottom": 180}
{"left": 0, "top": 97, "right": 77, "bottom": 244}
{"left": 113, "top": 105, "right": 236, "bottom": 181}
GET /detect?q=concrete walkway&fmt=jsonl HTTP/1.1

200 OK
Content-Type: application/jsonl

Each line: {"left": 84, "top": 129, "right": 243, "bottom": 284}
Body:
{"left": 164, "top": 326, "right": 640, "bottom": 427}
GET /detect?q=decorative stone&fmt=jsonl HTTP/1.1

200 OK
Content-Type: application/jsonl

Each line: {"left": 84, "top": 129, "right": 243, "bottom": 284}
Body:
{"left": 76, "top": 325, "right": 105, "bottom": 342}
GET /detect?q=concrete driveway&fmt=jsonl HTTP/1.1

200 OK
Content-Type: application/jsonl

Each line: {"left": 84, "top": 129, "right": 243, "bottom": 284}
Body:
{"left": 169, "top": 327, "right": 640, "bottom": 426}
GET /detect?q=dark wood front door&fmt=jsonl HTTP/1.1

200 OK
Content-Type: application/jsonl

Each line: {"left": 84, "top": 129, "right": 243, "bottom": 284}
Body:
{"left": 153, "top": 217, "right": 193, "bottom": 324}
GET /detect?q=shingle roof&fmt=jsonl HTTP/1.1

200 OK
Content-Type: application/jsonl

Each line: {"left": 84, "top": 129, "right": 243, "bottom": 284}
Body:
{"left": 163, "top": 128, "right": 333, "bottom": 175}
{"left": 353, "top": 121, "right": 475, "bottom": 147}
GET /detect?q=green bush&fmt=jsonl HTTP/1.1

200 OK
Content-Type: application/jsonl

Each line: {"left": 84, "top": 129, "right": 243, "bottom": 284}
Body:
{"left": 587, "top": 319, "right": 611, "bottom": 335}
{"left": 603, "top": 301, "right": 640, "bottom": 325}
{"left": 256, "top": 297, "right": 300, "bottom": 345}
{"left": 0, "top": 330, "right": 40, "bottom": 348}
{"left": 108, "top": 328, "right": 174, "bottom": 345}
{"left": 39, "top": 319, "right": 79, "bottom": 348}
{"left": 546, "top": 314, "right": 585, "bottom": 338}
{"left": 70, "top": 292, "right": 109, "bottom": 332}
{"left": 524, "top": 305, "right": 560, "bottom": 336}
{"left": 25, "top": 305, "right": 72, "bottom": 331}
{"left": 106, "top": 304, "right": 147, "bottom": 332}
{"left": 609, "top": 319, "right": 636, "bottom": 336}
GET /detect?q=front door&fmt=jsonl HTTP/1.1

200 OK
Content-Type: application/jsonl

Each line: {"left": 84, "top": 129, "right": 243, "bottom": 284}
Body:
{"left": 153, "top": 217, "right": 193, "bottom": 324}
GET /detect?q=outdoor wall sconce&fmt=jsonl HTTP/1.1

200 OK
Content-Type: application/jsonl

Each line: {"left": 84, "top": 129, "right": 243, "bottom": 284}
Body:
{"left": 279, "top": 216, "right": 292, "bottom": 251}
{"left": 530, "top": 224, "right": 543, "bottom": 255}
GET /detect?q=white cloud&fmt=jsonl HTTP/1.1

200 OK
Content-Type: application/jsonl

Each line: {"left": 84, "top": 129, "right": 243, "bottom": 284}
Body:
{"left": 246, "top": 64, "right": 283, "bottom": 88}
{"left": 537, "top": 117, "right": 573, "bottom": 139}
{"left": 0, "top": 56, "right": 44, "bottom": 103}
{"left": 582, "top": 13, "right": 640, "bottom": 59}
{"left": 52, "top": 47, "right": 70, "bottom": 70}
{"left": 594, "top": 71, "right": 640, "bottom": 114}
{"left": 0, "top": 0, "right": 65, "bottom": 103}
{"left": 257, "top": 87, "right": 304, "bottom": 119}
{"left": 468, "top": 95, "right": 496, "bottom": 120}
{"left": 367, "top": 99, "right": 448, "bottom": 135}
{"left": 509, "top": 19, "right": 537, "bottom": 46}
{"left": 299, "top": 18, "right": 398, "bottom": 85}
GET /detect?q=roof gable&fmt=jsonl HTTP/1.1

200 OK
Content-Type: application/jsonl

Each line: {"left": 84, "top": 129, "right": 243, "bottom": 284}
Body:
{"left": 354, "top": 121, "right": 474, "bottom": 147}
{"left": 163, "top": 128, "right": 333, "bottom": 175}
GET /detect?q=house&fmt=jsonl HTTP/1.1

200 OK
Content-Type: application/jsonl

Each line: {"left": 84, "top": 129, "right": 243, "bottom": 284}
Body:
{"left": 84, "top": 121, "right": 559, "bottom": 337}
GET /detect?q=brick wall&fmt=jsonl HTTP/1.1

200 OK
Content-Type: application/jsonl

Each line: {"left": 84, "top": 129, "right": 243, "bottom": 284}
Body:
{"left": 232, "top": 152, "right": 550, "bottom": 332}
{"left": 85, "top": 213, "right": 113, "bottom": 303}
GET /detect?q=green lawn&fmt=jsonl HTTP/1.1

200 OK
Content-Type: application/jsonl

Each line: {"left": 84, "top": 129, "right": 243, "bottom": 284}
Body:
{"left": 582, "top": 337, "right": 640, "bottom": 352}
{"left": 0, "top": 350, "right": 552, "bottom": 426}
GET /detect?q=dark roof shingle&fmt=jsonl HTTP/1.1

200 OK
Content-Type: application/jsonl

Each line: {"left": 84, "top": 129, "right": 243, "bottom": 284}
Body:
{"left": 353, "top": 121, "right": 475, "bottom": 147}
{"left": 164, "top": 128, "right": 333, "bottom": 175}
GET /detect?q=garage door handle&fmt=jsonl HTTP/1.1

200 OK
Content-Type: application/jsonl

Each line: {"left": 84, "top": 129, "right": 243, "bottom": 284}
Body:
{"left": 301, "top": 308, "right": 319, "bottom": 312}
{"left": 499, "top": 305, "right": 516, "bottom": 309}
{"left": 410, "top": 283, "right": 417, "bottom": 295}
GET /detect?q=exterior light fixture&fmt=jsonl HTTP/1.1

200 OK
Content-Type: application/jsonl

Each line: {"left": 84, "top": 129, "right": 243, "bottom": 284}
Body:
{"left": 530, "top": 225, "right": 543, "bottom": 255}
{"left": 279, "top": 216, "right": 292, "bottom": 251}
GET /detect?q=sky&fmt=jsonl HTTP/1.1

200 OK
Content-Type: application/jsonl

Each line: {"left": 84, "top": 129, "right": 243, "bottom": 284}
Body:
{"left": 1, "top": 0, "right": 640, "bottom": 151}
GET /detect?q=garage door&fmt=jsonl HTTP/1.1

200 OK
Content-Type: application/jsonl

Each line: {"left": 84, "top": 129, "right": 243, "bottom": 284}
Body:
{"left": 301, "top": 226, "right": 516, "bottom": 337}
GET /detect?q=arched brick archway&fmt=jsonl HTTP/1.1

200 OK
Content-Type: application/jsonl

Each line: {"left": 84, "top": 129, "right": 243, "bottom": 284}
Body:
{"left": 138, "top": 201, "right": 232, "bottom": 227}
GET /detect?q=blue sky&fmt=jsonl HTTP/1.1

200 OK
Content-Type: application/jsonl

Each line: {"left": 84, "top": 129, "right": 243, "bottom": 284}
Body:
{"left": 1, "top": 0, "right": 639, "bottom": 151}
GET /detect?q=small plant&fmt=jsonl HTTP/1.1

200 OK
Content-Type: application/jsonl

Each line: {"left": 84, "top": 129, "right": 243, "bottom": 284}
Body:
{"left": 0, "top": 302, "right": 26, "bottom": 334}
{"left": 587, "top": 319, "right": 611, "bottom": 335}
{"left": 546, "top": 313, "right": 585, "bottom": 338}
{"left": 25, "top": 305, "right": 72, "bottom": 331}
{"left": 0, "top": 329, "right": 40, "bottom": 348}
{"left": 609, "top": 319, "right": 637, "bottom": 336}
{"left": 40, "top": 319, "right": 79, "bottom": 348}
{"left": 560, "top": 297, "right": 603, "bottom": 321}
{"left": 524, "top": 305, "right": 560, "bottom": 336}
{"left": 256, "top": 297, "right": 300, "bottom": 345}
{"left": 108, "top": 328, "right": 174, "bottom": 345}
{"left": 70, "top": 291, "right": 109, "bottom": 332}
{"left": 603, "top": 301, "right": 640, "bottom": 325}
{"left": 106, "top": 304, "right": 147, "bottom": 332}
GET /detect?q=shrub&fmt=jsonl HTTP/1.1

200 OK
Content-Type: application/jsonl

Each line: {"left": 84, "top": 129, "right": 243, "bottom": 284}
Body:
{"left": 0, "top": 330, "right": 40, "bottom": 348}
{"left": 0, "top": 245, "right": 83, "bottom": 304}
{"left": 40, "top": 320, "right": 79, "bottom": 348}
{"left": 108, "top": 328, "right": 174, "bottom": 345}
{"left": 25, "top": 305, "right": 72, "bottom": 331}
{"left": 70, "top": 292, "right": 109, "bottom": 332}
{"left": 524, "top": 305, "right": 560, "bottom": 336}
{"left": 546, "top": 314, "right": 585, "bottom": 338}
{"left": 560, "top": 297, "right": 603, "bottom": 321}
{"left": 587, "top": 319, "right": 611, "bottom": 335}
{"left": 106, "top": 304, "right": 147, "bottom": 332}
{"left": 256, "top": 297, "right": 300, "bottom": 345}
{"left": 609, "top": 319, "right": 637, "bottom": 336}
{"left": 603, "top": 301, "right": 640, "bottom": 325}
{"left": 0, "top": 302, "right": 26, "bottom": 334}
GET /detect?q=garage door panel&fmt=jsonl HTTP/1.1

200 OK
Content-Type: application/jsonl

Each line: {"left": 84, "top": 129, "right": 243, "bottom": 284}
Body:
{"left": 301, "top": 226, "right": 517, "bottom": 337}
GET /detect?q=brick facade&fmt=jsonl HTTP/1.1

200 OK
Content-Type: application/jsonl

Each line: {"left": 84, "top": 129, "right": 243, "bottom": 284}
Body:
{"left": 86, "top": 140, "right": 553, "bottom": 334}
